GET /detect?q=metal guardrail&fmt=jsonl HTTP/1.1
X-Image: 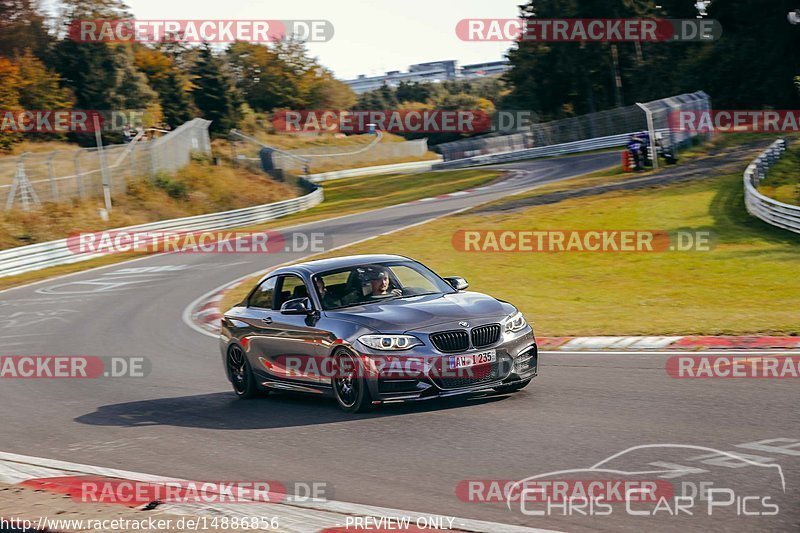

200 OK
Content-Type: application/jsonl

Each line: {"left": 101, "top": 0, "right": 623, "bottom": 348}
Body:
{"left": 0, "top": 187, "right": 324, "bottom": 278}
{"left": 433, "top": 132, "right": 636, "bottom": 169}
{"left": 743, "top": 138, "right": 800, "bottom": 234}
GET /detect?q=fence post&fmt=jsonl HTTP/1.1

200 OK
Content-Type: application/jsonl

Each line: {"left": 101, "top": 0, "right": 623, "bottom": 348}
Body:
{"left": 4, "top": 158, "right": 20, "bottom": 211}
{"left": 635, "top": 102, "right": 658, "bottom": 170}
{"left": 6, "top": 154, "right": 40, "bottom": 211}
{"left": 147, "top": 143, "right": 156, "bottom": 180}
{"left": 73, "top": 150, "right": 85, "bottom": 200}
{"left": 94, "top": 115, "right": 113, "bottom": 212}
{"left": 48, "top": 151, "right": 59, "bottom": 202}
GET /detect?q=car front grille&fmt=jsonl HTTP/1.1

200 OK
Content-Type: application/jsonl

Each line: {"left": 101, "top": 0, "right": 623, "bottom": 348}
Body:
{"left": 437, "top": 361, "right": 500, "bottom": 389}
{"left": 430, "top": 330, "right": 469, "bottom": 353}
{"left": 471, "top": 324, "right": 501, "bottom": 348}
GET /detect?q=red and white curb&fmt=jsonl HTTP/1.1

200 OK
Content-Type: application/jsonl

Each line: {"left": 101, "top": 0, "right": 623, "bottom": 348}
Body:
{"left": 537, "top": 336, "right": 800, "bottom": 351}
{"left": 0, "top": 451, "right": 556, "bottom": 533}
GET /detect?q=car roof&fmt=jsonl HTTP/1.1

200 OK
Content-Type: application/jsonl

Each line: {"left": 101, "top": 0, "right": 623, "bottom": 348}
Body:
{"left": 267, "top": 254, "right": 413, "bottom": 278}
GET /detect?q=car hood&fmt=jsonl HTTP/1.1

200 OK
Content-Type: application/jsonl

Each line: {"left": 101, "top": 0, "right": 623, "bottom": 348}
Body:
{"left": 323, "top": 291, "right": 515, "bottom": 332}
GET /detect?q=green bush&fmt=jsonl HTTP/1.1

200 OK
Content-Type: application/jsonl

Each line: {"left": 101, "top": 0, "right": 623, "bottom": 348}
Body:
{"left": 153, "top": 174, "right": 189, "bottom": 200}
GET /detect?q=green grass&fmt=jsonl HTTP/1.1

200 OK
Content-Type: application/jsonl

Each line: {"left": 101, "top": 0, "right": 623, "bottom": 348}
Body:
{"left": 295, "top": 172, "right": 800, "bottom": 336}
{"left": 306, "top": 169, "right": 497, "bottom": 215}
{"left": 227, "top": 169, "right": 501, "bottom": 235}
{"left": 759, "top": 142, "right": 800, "bottom": 206}
{"left": 0, "top": 158, "right": 299, "bottom": 250}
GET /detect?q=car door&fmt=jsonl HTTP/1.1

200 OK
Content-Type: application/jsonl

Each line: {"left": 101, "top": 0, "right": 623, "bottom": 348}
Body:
{"left": 269, "top": 274, "right": 330, "bottom": 386}
{"left": 235, "top": 276, "right": 281, "bottom": 383}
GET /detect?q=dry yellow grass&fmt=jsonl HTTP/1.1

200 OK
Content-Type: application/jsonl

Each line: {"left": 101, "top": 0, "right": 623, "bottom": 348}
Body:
{"left": 0, "top": 159, "right": 299, "bottom": 249}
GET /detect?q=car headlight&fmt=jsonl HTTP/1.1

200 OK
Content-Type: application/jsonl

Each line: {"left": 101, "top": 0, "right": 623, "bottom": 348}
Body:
{"left": 504, "top": 311, "right": 527, "bottom": 334}
{"left": 358, "top": 334, "right": 422, "bottom": 351}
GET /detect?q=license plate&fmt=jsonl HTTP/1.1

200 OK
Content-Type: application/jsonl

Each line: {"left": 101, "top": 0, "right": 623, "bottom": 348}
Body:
{"left": 449, "top": 349, "right": 496, "bottom": 369}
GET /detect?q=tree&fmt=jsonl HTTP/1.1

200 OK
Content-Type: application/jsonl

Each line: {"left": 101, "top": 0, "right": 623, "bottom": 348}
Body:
{"left": 396, "top": 82, "right": 433, "bottom": 104}
{"left": 305, "top": 71, "right": 356, "bottom": 109}
{"left": 227, "top": 41, "right": 300, "bottom": 111}
{"left": 228, "top": 40, "right": 356, "bottom": 112}
{"left": 191, "top": 44, "right": 240, "bottom": 133}
{"left": 15, "top": 49, "right": 73, "bottom": 111}
{"left": 0, "top": 0, "right": 52, "bottom": 60}
{"left": 503, "top": 0, "right": 800, "bottom": 117}
{"left": 56, "top": 0, "right": 130, "bottom": 20}
{"left": 680, "top": 0, "right": 800, "bottom": 109}
{"left": 53, "top": 37, "right": 119, "bottom": 109}
{"left": 0, "top": 57, "right": 22, "bottom": 150}
{"left": 502, "top": 0, "right": 652, "bottom": 117}
{"left": 114, "top": 47, "right": 159, "bottom": 110}
{"left": 271, "top": 38, "right": 338, "bottom": 108}
{"left": 134, "top": 46, "right": 194, "bottom": 127}
{"left": 53, "top": 0, "right": 144, "bottom": 111}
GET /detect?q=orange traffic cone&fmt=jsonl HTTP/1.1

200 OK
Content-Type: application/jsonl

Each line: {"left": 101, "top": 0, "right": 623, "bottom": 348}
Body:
{"left": 622, "top": 149, "right": 631, "bottom": 172}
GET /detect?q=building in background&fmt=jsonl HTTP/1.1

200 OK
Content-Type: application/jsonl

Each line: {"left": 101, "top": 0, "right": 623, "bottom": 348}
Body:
{"left": 344, "top": 59, "right": 509, "bottom": 94}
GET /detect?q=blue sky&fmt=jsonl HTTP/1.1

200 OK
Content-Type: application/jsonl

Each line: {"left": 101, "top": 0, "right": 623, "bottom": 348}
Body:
{"left": 114, "top": 0, "right": 522, "bottom": 79}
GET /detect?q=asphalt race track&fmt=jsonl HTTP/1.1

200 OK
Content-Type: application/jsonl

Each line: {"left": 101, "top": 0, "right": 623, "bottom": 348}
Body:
{"left": 1, "top": 151, "right": 798, "bottom": 532}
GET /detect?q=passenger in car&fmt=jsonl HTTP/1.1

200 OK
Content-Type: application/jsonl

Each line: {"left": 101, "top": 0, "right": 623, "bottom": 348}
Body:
{"left": 314, "top": 277, "right": 340, "bottom": 308}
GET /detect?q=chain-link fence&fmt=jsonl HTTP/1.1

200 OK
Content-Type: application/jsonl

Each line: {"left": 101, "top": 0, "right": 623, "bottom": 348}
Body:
{"left": 436, "top": 91, "right": 710, "bottom": 162}
{"left": 276, "top": 138, "right": 429, "bottom": 175}
{"left": 231, "top": 131, "right": 430, "bottom": 176}
{"left": 0, "top": 118, "right": 212, "bottom": 210}
{"left": 641, "top": 91, "right": 712, "bottom": 154}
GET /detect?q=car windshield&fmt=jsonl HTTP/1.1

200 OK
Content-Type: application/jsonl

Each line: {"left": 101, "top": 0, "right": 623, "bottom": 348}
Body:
{"left": 313, "top": 261, "right": 456, "bottom": 310}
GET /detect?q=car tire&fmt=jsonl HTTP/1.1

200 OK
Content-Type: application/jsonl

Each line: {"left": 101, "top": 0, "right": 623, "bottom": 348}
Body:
{"left": 332, "top": 350, "right": 373, "bottom": 413}
{"left": 227, "top": 344, "right": 263, "bottom": 399}
{"left": 493, "top": 379, "right": 531, "bottom": 394}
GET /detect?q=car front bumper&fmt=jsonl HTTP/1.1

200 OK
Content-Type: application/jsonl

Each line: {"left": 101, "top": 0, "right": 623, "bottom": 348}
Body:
{"left": 359, "top": 330, "right": 538, "bottom": 403}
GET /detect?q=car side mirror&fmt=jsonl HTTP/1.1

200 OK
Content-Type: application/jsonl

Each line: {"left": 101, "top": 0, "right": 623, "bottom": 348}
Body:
{"left": 280, "top": 297, "right": 313, "bottom": 315}
{"left": 444, "top": 276, "right": 469, "bottom": 291}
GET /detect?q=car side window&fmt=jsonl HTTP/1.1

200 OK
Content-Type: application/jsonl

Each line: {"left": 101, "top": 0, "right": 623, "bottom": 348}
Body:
{"left": 275, "top": 275, "right": 310, "bottom": 310}
{"left": 248, "top": 277, "right": 276, "bottom": 309}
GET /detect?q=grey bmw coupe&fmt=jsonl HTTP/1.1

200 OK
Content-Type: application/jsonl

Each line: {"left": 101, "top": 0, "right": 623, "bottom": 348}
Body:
{"left": 220, "top": 254, "right": 537, "bottom": 412}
